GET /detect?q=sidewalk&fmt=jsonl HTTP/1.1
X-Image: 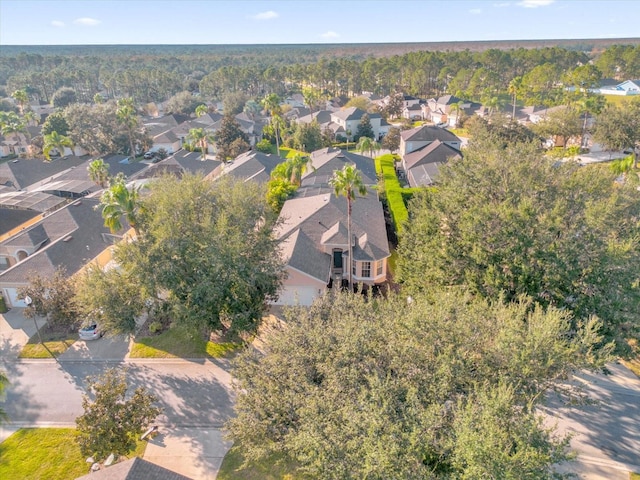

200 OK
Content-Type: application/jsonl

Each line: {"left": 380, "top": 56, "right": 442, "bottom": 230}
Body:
{"left": 143, "top": 426, "right": 232, "bottom": 480}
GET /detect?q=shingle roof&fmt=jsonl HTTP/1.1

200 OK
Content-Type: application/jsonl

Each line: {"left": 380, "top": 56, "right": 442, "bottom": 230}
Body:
{"left": 303, "top": 148, "right": 377, "bottom": 186}
{"left": 407, "top": 162, "right": 443, "bottom": 187}
{"left": 275, "top": 188, "right": 389, "bottom": 282}
{"left": 400, "top": 125, "right": 461, "bottom": 144}
{"left": 403, "top": 139, "right": 461, "bottom": 170}
{"left": 0, "top": 208, "right": 40, "bottom": 237}
{"left": 331, "top": 107, "right": 381, "bottom": 122}
{"left": 222, "top": 151, "right": 282, "bottom": 183}
{"left": 75, "top": 457, "right": 193, "bottom": 480}
{"left": 0, "top": 198, "right": 126, "bottom": 285}
{"left": 0, "top": 155, "right": 88, "bottom": 190}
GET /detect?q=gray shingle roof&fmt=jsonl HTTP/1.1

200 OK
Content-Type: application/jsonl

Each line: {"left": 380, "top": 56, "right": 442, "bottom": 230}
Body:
{"left": 0, "top": 155, "right": 88, "bottom": 190}
{"left": 403, "top": 139, "right": 461, "bottom": 170}
{"left": 223, "top": 151, "right": 282, "bottom": 183}
{"left": 0, "top": 208, "right": 40, "bottom": 237}
{"left": 303, "top": 148, "right": 377, "bottom": 186}
{"left": 400, "top": 125, "right": 461, "bottom": 144}
{"left": 0, "top": 198, "right": 126, "bottom": 285}
{"left": 331, "top": 107, "right": 381, "bottom": 122}
{"left": 276, "top": 188, "right": 389, "bottom": 282}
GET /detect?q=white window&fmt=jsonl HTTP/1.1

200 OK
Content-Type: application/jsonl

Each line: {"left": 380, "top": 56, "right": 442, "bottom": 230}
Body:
{"left": 376, "top": 260, "right": 383, "bottom": 276}
{"left": 361, "top": 261, "right": 371, "bottom": 278}
{"left": 352, "top": 259, "right": 356, "bottom": 276}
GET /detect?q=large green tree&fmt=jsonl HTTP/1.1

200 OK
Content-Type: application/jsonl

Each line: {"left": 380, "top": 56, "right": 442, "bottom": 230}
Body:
{"left": 215, "top": 114, "right": 249, "bottom": 161}
{"left": 76, "top": 368, "right": 162, "bottom": 461}
{"left": 18, "top": 268, "right": 79, "bottom": 331}
{"left": 228, "top": 290, "right": 607, "bottom": 480}
{"left": 531, "top": 106, "right": 582, "bottom": 149}
{"left": 115, "top": 174, "right": 284, "bottom": 335}
{"left": 397, "top": 139, "right": 640, "bottom": 341}
{"left": 116, "top": 97, "right": 140, "bottom": 158}
{"left": 592, "top": 101, "right": 640, "bottom": 167}
{"left": 354, "top": 113, "right": 374, "bottom": 141}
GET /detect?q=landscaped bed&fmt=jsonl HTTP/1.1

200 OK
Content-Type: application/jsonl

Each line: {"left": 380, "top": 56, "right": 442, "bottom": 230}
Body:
{"left": 0, "top": 428, "right": 147, "bottom": 480}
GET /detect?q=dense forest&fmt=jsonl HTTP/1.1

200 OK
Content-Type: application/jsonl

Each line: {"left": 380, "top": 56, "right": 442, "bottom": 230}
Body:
{"left": 1, "top": 38, "right": 640, "bottom": 107}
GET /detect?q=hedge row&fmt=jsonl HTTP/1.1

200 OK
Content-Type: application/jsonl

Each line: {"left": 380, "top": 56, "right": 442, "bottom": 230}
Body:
{"left": 377, "top": 154, "right": 409, "bottom": 235}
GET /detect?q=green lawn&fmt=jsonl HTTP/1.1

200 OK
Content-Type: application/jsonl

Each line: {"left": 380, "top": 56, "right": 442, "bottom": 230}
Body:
{"left": 603, "top": 94, "right": 639, "bottom": 107}
{"left": 130, "top": 325, "right": 242, "bottom": 359}
{"left": 629, "top": 473, "right": 640, "bottom": 480}
{"left": 217, "top": 445, "right": 310, "bottom": 480}
{"left": 0, "top": 428, "right": 147, "bottom": 480}
{"left": 19, "top": 328, "right": 77, "bottom": 359}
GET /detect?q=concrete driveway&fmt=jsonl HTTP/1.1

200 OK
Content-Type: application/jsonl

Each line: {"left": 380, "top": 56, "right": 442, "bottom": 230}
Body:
{"left": 542, "top": 362, "right": 640, "bottom": 479}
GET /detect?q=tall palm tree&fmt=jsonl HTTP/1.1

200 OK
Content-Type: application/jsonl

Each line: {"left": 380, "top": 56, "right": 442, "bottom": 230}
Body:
{"left": 43, "top": 131, "right": 74, "bottom": 161}
{"left": 329, "top": 165, "right": 367, "bottom": 290}
{"left": 187, "top": 127, "right": 214, "bottom": 161}
{"left": 99, "top": 174, "right": 142, "bottom": 237}
{"left": 449, "top": 101, "right": 466, "bottom": 128}
{"left": 87, "top": 158, "right": 110, "bottom": 188}
{"left": 116, "top": 97, "right": 138, "bottom": 159}
{"left": 11, "top": 89, "right": 29, "bottom": 115}
{"left": 508, "top": 77, "right": 523, "bottom": 121}
{"left": 356, "top": 136, "right": 381, "bottom": 158}
{"left": 261, "top": 93, "right": 282, "bottom": 155}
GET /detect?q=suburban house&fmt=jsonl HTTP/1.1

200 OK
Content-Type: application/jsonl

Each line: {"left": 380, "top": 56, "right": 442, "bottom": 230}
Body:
{"left": 329, "top": 107, "right": 389, "bottom": 140}
{"left": 403, "top": 139, "right": 462, "bottom": 187}
{"left": 0, "top": 197, "right": 127, "bottom": 307}
{"left": 422, "top": 95, "right": 471, "bottom": 127}
{"left": 136, "top": 150, "right": 220, "bottom": 182}
{"left": 274, "top": 186, "right": 390, "bottom": 306}
{"left": 597, "top": 79, "right": 640, "bottom": 96}
{"left": 273, "top": 147, "right": 389, "bottom": 306}
{"left": 400, "top": 125, "right": 462, "bottom": 187}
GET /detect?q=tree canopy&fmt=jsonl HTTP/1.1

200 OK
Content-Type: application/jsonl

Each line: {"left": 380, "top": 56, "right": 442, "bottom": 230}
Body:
{"left": 114, "top": 174, "right": 284, "bottom": 335}
{"left": 228, "top": 290, "right": 607, "bottom": 479}
{"left": 76, "top": 368, "right": 161, "bottom": 461}
{"left": 397, "top": 139, "right": 640, "bottom": 342}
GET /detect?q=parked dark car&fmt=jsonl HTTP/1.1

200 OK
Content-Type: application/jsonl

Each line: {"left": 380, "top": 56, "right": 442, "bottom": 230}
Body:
{"left": 143, "top": 151, "right": 156, "bottom": 159}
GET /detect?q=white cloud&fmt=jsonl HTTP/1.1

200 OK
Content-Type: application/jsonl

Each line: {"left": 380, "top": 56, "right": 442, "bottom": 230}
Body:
{"left": 73, "top": 17, "right": 101, "bottom": 26}
{"left": 51, "top": 20, "right": 65, "bottom": 28}
{"left": 469, "top": 8, "right": 482, "bottom": 14}
{"left": 493, "top": 2, "right": 511, "bottom": 6}
{"left": 518, "top": 0, "right": 555, "bottom": 7}
{"left": 320, "top": 31, "right": 340, "bottom": 39}
{"left": 252, "top": 10, "right": 278, "bottom": 20}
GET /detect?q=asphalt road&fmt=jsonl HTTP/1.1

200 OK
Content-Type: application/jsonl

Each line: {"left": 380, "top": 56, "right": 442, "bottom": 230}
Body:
{"left": 1, "top": 358, "right": 235, "bottom": 429}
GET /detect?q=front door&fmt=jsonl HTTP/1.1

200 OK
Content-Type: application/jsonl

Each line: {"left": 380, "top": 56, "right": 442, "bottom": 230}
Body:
{"left": 333, "top": 250, "right": 343, "bottom": 269}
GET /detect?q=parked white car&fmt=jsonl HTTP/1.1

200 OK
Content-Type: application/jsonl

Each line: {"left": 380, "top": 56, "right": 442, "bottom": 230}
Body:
{"left": 79, "top": 323, "right": 104, "bottom": 341}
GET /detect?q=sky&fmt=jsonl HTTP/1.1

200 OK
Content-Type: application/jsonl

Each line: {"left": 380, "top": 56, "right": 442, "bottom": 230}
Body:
{"left": 1, "top": 0, "right": 639, "bottom": 46}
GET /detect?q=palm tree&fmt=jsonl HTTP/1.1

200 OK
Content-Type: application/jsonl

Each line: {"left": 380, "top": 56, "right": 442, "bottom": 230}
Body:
{"left": 329, "top": 165, "right": 367, "bottom": 290}
{"left": 261, "top": 93, "right": 282, "bottom": 155}
{"left": 87, "top": 158, "right": 110, "bottom": 188}
{"left": 99, "top": 174, "right": 142, "bottom": 237}
{"left": 43, "top": 131, "right": 74, "bottom": 161}
{"left": 187, "top": 127, "right": 214, "bottom": 161}
{"left": 11, "top": 89, "right": 29, "bottom": 115}
{"left": 449, "top": 101, "right": 466, "bottom": 128}
{"left": 116, "top": 98, "right": 138, "bottom": 159}
{"left": 508, "top": 77, "right": 523, "bottom": 121}
{"left": 356, "top": 136, "right": 381, "bottom": 158}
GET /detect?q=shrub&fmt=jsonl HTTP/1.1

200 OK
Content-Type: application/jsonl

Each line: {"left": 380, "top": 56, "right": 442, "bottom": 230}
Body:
{"left": 0, "top": 295, "right": 7, "bottom": 313}
{"left": 255, "top": 139, "right": 272, "bottom": 153}
{"left": 148, "top": 321, "right": 163, "bottom": 334}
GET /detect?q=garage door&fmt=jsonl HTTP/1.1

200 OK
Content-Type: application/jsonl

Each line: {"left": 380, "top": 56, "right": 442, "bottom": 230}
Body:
{"left": 273, "top": 286, "right": 319, "bottom": 306}
{"left": 4, "top": 288, "right": 27, "bottom": 307}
